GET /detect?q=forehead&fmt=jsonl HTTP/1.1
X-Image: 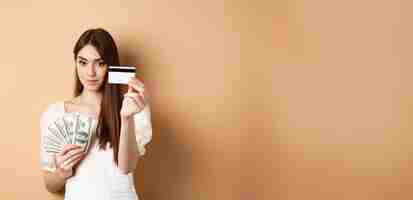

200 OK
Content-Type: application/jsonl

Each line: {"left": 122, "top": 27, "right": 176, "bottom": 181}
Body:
{"left": 77, "top": 44, "right": 101, "bottom": 60}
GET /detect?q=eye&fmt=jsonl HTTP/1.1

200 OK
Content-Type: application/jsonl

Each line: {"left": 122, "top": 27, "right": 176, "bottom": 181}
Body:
{"left": 98, "top": 62, "right": 106, "bottom": 67}
{"left": 78, "top": 60, "right": 87, "bottom": 66}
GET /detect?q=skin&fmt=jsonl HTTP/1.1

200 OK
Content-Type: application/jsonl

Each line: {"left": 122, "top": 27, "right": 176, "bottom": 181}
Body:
{"left": 43, "top": 44, "right": 146, "bottom": 194}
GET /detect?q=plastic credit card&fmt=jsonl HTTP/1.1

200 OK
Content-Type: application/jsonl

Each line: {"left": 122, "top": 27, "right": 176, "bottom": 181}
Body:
{"left": 108, "top": 66, "right": 136, "bottom": 84}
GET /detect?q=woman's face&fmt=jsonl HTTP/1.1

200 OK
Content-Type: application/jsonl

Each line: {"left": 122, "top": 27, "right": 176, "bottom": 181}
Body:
{"left": 76, "top": 44, "right": 107, "bottom": 92}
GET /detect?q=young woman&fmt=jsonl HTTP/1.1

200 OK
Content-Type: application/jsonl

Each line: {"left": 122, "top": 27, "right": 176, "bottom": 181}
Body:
{"left": 39, "top": 28, "right": 152, "bottom": 200}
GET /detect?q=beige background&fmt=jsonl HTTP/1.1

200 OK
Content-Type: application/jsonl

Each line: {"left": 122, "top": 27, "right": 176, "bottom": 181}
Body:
{"left": 0, "top": 1, "right": 412, "bottom": 200}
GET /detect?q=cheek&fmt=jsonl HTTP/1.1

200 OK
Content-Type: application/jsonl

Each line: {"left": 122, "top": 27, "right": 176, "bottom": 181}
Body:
{"left": 76, "top": 66, "right": 84, "bottom": 78}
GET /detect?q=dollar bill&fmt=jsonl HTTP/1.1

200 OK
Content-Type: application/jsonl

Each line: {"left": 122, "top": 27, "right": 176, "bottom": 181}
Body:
{"left": 44, "top": 146, "right": 62, "bottom": 153}
{"left": 47, "top": 123, "right": 66, "bottom": 145}
{"left": 44, "top": 134, "right": 64, "bottom": 146}
{"left": 43, "top": 144, "right": 62, "bottom": 154}
{"left": 54, "top": 118, "right": 70, "bottom": 144}
{"left": 45, "top": 149, "right": 60, "bottom": 155}
{"left": 44, "top": 113, "right": 96, "bottom": 157}
{"left": 63, "top": 114, "right": 77, "bottom": 144}
{"left": 74, "top": 115, "right": 93, "bottom": 151}
{"left": 43, "top": 140, "right": 63, "bottom": 150}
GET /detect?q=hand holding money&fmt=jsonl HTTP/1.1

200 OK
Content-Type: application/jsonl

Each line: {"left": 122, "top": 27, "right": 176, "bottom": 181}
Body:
{"left": 43, "top": 113, "right": 94, "bottom": 152}
{"left": 120, "top": 77, "right": 146, "bottom": 118}
{"left": 54, "top": 145, "right": 85, "bottom": 179}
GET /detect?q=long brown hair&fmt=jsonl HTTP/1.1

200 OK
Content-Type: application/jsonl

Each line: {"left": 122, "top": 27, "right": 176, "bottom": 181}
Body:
{"left": 73, "top": 28, "right": 122, "bottom": 165}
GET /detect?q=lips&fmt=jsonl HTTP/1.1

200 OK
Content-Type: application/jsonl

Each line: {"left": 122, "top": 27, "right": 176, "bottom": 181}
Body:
{"left": 86, "top": 80, "right": 99, "bottom": 85}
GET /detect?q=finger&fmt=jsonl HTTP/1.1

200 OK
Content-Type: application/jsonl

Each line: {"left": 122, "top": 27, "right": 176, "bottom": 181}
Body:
{"left": 57, "top": 150, "right": 83, "bottom": 166}
{"left": 126, "top": 91, "right": 144, "bottom": 103}
{"left": 128, "top": 85, "right": 144, "bottom": 93}
{"left": 59, "top": 145, "right": 82, "bottom": 156}
{"left": 129, "top": 77, "right": 145, "bottom": 85}
{"left": 124, "top": 92, "right": 139, "bottom": 99}
{"left": 125, "top": 92, "right": 142, "bottom": 105}
{"left": 135, "top": 94, "right": 145, "bottom": 109}
{"left": 137, "top": 92, "right": 146, "bottom": 105}
{"left": 125, "top": 92, "right": 145, "bottom": 108}
{"left": 62, "top": 148, "right": 84, "bottom": 161}
{"left": 124, "top": 96, "right": 135, "bottom": 105}
{"left": 127, "top": 80, "right": 145, "bottom": 92}
{"left": 62, "top": 152, "right": 85, "bottom": 166}
{"left": 135, "top": 92, "right": 146, "bottom": 108}
{"left": 63, "top": 153, "right": 85, "bottom": 170}
{"left": 134, "top": 96, "right": 145, "bottom": 111}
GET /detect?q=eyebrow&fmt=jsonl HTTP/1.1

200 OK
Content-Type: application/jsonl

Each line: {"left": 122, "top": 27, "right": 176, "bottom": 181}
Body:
{"left": 77, "top": 56, "right": 103, "bottom": 62}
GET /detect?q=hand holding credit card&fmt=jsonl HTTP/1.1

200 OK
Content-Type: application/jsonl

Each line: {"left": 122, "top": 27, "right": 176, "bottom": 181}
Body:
{"left": 108, "top": 66, "right": 136, "bottom": 84}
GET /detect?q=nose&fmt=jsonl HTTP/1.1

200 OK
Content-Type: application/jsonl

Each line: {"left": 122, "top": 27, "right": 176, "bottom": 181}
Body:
{"left": 87, "top": 63, "right": 96, "bottom": 76}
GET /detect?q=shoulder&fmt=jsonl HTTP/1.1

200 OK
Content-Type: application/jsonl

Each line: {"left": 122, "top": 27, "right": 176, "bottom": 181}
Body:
{"left": 40, "top": 101, "right": 64, "bottom": 123}
{"left": 41, "top": 101, "right": 62, "bottom": 114}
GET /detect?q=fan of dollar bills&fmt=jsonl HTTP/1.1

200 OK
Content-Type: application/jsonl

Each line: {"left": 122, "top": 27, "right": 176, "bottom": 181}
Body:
{"left": 43, "top": 113, "right": 95, "bottom": 156}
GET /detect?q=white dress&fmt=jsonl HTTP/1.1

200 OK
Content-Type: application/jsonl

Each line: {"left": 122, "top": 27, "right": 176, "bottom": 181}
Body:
{"left": 39, "top": 101, "right": 153, "bottom": 200}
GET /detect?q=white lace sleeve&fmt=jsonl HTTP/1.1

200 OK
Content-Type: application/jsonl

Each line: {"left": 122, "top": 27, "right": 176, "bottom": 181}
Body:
{"left": 39, "top": 103, "right": 59, "bottom": 172}
{"left": 134, "top": 103, "right": 153, "bottom": 157}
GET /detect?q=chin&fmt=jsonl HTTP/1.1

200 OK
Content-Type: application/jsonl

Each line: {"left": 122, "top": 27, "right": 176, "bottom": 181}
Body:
{"left": 83, "top": 84, "right": 104, "bottom": 92}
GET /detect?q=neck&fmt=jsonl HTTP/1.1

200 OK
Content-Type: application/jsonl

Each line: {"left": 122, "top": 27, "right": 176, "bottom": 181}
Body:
{"left": 78, "top": 90, "right": 103, "bottom": 108}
